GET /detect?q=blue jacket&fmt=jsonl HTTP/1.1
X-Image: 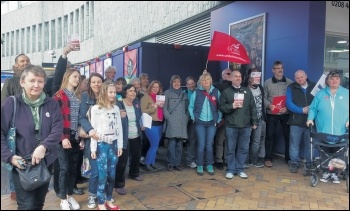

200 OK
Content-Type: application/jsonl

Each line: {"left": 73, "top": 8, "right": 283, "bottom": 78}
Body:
{"left": 308, "top": 86, "right": 349, "bottom": 135}
{"left": 116, "top": 99, "right": 142, "bottom": 149}
{"left": 78, "top": 92, "right": 96, "bottom": 159}
{"left": 189, "top": 85, "right": 222, "bottom": 124}
{"left": 1, "top": 94, "right": 63, "bottom": 166}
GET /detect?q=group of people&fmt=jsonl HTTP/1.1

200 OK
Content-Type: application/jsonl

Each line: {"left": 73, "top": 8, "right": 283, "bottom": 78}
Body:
{"left": 1, "top": 53, "right": 348, "bottom": 211}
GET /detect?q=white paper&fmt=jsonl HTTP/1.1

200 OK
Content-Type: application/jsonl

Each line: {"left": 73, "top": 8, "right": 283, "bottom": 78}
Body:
{"left": 156, "top": 95, "right": 165, "bottom": 103}
{"left": 311, "top": 74, "right": 327, "bottom": 96}
{"left": 141, "top": 113, "right": 152, "bottom": 129}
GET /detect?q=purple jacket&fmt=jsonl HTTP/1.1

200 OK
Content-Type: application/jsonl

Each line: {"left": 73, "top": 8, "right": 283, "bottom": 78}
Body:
{"left": 1, "top": 94, "right": 63, "bottom": 166}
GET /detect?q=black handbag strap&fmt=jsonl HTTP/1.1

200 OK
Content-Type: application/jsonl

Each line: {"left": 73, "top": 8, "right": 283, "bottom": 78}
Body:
{"left": 169, "top": 94, "right": 184, "bottom": 115}
{"left": 10, "top": 96, "right": 17, "bottom": 128}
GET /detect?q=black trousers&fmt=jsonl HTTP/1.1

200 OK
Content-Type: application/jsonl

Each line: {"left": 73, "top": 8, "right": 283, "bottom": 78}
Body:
{"left": 265, "top": 114, "right": 290, "bottom": 161}
{"left": 114, "top": 148, "right": 129, "bottom": 189}
{"left": 141, "top": 131, "right": 150, "bottom": 157}
{"left": 128, "top": 137, "right": 142, "bottom": 178}
{"left": 12, "top": 165, "right": 52, "bottom": 210}
{"left": 57, "top": 137, "right": 80, "bottom": 199}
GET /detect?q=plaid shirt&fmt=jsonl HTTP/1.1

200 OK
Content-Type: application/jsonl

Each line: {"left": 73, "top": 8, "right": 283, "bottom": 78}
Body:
{"left": 53, "top": 90, "right": 72, "bottom": 141}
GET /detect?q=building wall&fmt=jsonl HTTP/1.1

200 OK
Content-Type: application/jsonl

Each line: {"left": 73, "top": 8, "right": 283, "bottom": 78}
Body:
{"left": 1, "top": 1, "right": 223, "bottom": 70}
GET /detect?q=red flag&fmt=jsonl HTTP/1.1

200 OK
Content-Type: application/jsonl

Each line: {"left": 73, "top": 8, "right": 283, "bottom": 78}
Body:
{"left": 208, "top": 31, "right": 250, "bottom": 64}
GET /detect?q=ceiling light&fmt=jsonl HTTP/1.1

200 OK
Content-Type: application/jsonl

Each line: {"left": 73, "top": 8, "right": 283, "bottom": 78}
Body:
{"left": 337, "top": 40, "right": 348, "bottom": 44}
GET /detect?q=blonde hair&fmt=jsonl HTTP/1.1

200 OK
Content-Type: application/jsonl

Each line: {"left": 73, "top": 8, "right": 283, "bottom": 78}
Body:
{"left": 58, "top": 68, "right": 81, "bottom": 93}
{"left": 147, "top": 80, "right": 163, "bottom": 94}
{"left": 97, "top": 80, "right": 116, "bottom": 109}
{"left": 198, "top": 73, "right": 212, "bottom": 86}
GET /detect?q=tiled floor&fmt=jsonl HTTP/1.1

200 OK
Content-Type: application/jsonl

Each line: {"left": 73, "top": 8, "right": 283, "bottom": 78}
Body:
{"left": 1, "top": 146, "right": 349, "bottom": 210}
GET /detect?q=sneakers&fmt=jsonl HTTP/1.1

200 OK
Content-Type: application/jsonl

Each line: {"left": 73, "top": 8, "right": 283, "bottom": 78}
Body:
{"left": 207, "top": 165, "right": 215, "bottom": 175}
{"left": 244, "top": 163, "right": 251, "bottom": 169}
{"left": 87, "top": 196, "right": 97, "bottom": 209}
{"left": 167, "top": 164, "right": 173, "bottom": 171}
{"left": 174, "top": 165, "right": 183, "bottom": 171}
{"left": 238, "top": 172, "right": 248, "bottom": 179}
{"left": 320, "top": 172, "right": 332, "bottom": 183}
{"left": 188, "top": 162, "right": 197, "bottom": 168}
{"left": 67, "top": 196, "right": 80, "bottom": 210}
{"left": 289, "top": 162, "right": 298, "bottom": 173}
{"left": 226, "top": 172, "right": 234, "bottom": 179}
{"left": 253, "top": 161, "right": 264, "bottom": 168}
{"left": 197, "top": 166, "right": 204, "bottom": 176}
{"left": 264, "top": 160, "right": 272, "bottom": 167}
{"left": 60, "top": 200, "right": 71, "bottom": 210}
{"left": 330, "top": 173, "right": 340, "bottom": 184}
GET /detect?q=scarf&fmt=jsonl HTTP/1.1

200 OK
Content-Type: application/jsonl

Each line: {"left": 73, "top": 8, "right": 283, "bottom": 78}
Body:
{"left": 150, "top": 93, "right": 163, "bottom": 121}
{"left": 22, "top": 92, "right": 46, "bottom": 130}
{"left": 170, "top": 87, "right": 182, "bottom": 96}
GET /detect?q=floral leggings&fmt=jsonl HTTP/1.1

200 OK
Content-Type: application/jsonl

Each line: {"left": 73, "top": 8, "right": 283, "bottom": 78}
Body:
{"left": 96, "top": 141, "right": 118, "bottom": 205}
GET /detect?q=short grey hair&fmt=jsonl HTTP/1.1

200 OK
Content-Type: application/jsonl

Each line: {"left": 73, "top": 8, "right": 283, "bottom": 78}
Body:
{"left": 104, "top": 66, "right": 116, "bottom": 73}
{"left": 129, "top": 77, "right": 140, "bottom": 84}
{"left": 21, "top": 64, "right": 47, "bottom": 83}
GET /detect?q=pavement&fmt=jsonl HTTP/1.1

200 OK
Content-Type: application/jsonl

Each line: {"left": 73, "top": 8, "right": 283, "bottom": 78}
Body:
{"left": 1, "top": 145, "right": 349, "bottom": 210}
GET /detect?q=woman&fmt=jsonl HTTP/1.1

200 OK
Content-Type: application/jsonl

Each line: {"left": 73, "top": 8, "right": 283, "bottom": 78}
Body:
{"left": 78, "top": 72, "right": 104, "bottom": 209}
{"left": 140, "top": 80, "right": 164, "bottom": 172}
{"left": 307, "top": 70, "right": 349, "bottom": 183}
{"left": 189, "top": 73, "right": 222, "bottom": 176}
{"left": 53, "top": 69, "right": 81, "bottom": 210}
{"left": 163, "top": 75, "right": 189, "bottom": 171}
{"left": 1, "top": 64, "right": 63, "bottom": 210}
{"left": 114, "top": 84, "right": 144, "bottom": 195}
{"left": 139, "top": 73, "right": 149, "bottom": 95}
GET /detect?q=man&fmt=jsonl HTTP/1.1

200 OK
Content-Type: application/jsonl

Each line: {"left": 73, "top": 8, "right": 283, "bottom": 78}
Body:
{"left": 1, "top": 54, "right": 30, "bottom": 103}
{"left": 219, "top": 70, "right": 257, "bottom": 179}
{"left": 212, "top": 68, "right": 233, "bottom": 170}
{"left": 1, "top": 53, "right": 30, "bottom": 201}
{"left": 286, "top": 70, "right": 315, "bottom": 173}
{"left": 104, "top": 66, "right": 117, "bottom": 82}
{"left": 264, "top": 60, "right": 293, "bottom": 167}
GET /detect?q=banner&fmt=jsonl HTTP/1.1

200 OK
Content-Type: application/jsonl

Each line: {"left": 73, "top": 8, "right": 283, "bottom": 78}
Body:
{"left": 208, "top": 31, "right": 250, "bottom": 64}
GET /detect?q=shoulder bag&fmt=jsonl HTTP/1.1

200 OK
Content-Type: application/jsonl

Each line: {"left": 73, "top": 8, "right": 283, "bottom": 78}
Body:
{"left": 1, "top": 96, "right": 17, "bottom": 171}
{"left": 15, "top": 108, "right": 51, "bottom": 191}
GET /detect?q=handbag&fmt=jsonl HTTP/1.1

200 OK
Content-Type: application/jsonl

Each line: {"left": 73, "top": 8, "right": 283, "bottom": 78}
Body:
{"left": 16, "top": 155, "right": 51, "bottom": 191}
{"left": 1, "top": 96, "right": 17, "bottom": 171}
{"left": 81, "top": 156, "right": 91, "bottom": 178}
{"left": 78, "top": 105, "right": 92, "bottom": 138}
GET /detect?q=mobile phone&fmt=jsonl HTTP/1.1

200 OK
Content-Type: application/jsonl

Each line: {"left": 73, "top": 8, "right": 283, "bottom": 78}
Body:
{"left": 17, "top": 159, "right": 26, "bottom": 168}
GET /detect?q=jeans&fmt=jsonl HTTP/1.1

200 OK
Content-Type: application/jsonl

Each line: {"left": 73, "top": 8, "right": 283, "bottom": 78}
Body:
{"left": 225, "top": 127, "right": 251, "bottom": 174}
{"left": 265, "top": 114, "right": 290, "bottom": 161}
{"left": 53, "top": 159, "right": 60, "bottom": 194}
{"left": 8, "top": 169, "right": 15, "bottom": 192}
{"left": 96, "top": 142, "right": 118, "bottom": 205}
{"left": 88, "top": 157, "right": 98, "bottom": 197}
{"left": 144, "top": 125, "right": 162, "bottom": 165}
{"left": 289, "top": 125, "right": 311, "bottom": 163}
{"left": 12, "top": 166, "right": 51, "bottom": 210}
{"left": 249, "top": 120, "right": 264, "bottom": 163}
{"left": 167, "top": 138, "right": 183, "bottom": 166}
{"left": 195, "top": 121, "right": 216, "bottom": 166}
{"left": 185, "top": 120, "right": 197, "bottom": 165}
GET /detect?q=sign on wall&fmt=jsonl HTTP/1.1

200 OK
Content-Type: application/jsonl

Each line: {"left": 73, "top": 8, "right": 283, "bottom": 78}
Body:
{"left": 124, "top": 49, "right": 138, "bottom": 83}
{"left": 229, "top": 13, "right": 266, "bottom": 81}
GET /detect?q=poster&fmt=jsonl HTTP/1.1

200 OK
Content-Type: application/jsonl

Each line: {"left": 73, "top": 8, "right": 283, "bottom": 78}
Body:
{"left": 124, "top": 49, "right": 137, "bottom": 83}
{"left": 85, "top": 65, "right": 90, "bottom": 79}
{"left": 229, "top": 13, "right": 266, "bottom": 78}
{"left": 103, "top": 58, "right": 112, "bottom": 78}
{"left": 96, "top": 61, "right": 103, "bottom": 76}
{"left": 311, "top": 74, "right": 327, "bottom": 96}
{"left": 67, "top": 33, "right": 80, "bottom": 51}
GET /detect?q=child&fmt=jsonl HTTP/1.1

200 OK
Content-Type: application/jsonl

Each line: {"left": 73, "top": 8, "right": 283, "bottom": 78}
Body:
{"left": 53, "top": 68, "right": 81, "bottom": 210}
{"left": 90, "top": 81, "right": 123, "bottom": 210}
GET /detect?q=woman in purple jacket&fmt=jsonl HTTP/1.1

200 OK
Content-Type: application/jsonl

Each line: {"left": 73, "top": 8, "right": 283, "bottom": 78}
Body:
{"left": 1, "top": 65, "right": 63, "bottom": 210}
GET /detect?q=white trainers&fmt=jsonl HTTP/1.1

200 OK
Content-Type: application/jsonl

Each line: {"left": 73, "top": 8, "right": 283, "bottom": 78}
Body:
{"left": 60, "top": 200, "right": 72, "bottom": 210}
{"left": 320, "top": 172, "right": 332, "bottom": 183}
{"left": 188, "top": 162, "right": 197, "bottom": 168}
{"left": 239, "top": 172, "right": 248, "bottom": 179}
{"left": 226, "top": 172, "right": 234, "bottom": 179}
{"left": 67, "top": 196, "right": 80, "bottom": 210}
{"left": 87, "top": 196, "right": 97, "bottom": 209}
{"left": 330, "top": 173, "right": 340, "bottom": 184}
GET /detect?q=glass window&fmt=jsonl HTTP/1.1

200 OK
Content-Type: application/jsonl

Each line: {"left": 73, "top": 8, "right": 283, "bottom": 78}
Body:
{"left": 324, "top": 34, "right": 349, "bottom": 88}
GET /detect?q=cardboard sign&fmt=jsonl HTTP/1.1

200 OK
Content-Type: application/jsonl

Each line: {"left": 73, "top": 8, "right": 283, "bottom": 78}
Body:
{"left": 271, "top": 96, "right": 286, "bottom": 114}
